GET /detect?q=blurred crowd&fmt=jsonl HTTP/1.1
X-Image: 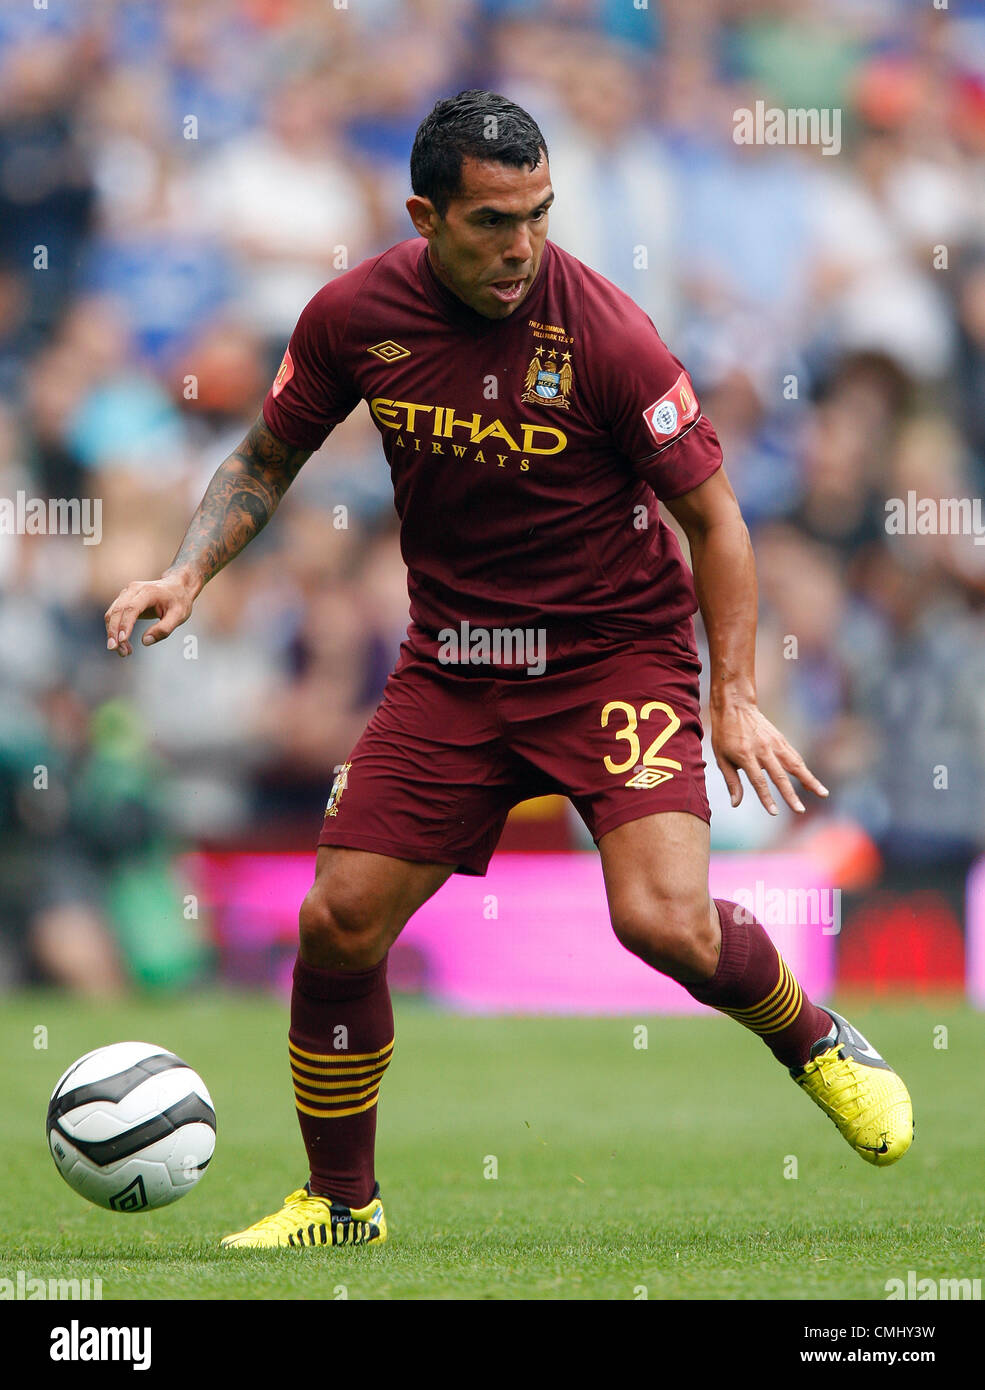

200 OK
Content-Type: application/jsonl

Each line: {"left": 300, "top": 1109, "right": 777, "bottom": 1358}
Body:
{"left": 1, "top": 0, "right": 984, "bottom": 990}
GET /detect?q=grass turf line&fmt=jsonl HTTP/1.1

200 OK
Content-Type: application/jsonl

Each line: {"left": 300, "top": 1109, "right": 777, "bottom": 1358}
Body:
{"left": 2, "top": 992, "right": 982, "bottom": 1300}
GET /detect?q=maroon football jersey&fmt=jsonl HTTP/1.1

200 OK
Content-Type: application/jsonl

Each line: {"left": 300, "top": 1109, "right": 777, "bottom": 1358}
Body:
{"left": 263, "top": 237, "right": 723, "bottom": 665}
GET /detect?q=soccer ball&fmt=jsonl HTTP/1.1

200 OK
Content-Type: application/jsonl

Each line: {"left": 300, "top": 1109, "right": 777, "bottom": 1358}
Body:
{"left": 46, "top": 1041, "right": 216, "bottom": 1212}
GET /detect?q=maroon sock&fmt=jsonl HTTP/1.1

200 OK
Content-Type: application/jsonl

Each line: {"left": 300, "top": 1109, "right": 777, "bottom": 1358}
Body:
{"left": 289, "top": 954, "right": 393, "bottom": 1209}
{"left": 685, "top": 899, "right": 832, "bottom": 1069}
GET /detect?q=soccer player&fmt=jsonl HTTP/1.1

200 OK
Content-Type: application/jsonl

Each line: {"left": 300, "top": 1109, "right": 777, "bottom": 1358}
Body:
{"left": 104, "top": 92, "right": 913, "bottom": 1249}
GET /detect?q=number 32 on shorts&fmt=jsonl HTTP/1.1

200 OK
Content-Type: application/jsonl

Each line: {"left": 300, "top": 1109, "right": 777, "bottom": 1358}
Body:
{"left": 600, "top": 699, "right": 681, "bottom": 789}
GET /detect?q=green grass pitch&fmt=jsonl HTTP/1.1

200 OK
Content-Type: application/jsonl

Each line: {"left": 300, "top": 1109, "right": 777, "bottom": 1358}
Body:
{"left": 2, "top": 992, "right": 982, "bottom": 1300}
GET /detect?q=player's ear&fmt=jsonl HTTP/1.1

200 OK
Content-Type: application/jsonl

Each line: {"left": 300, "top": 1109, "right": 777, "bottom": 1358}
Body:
{"left": 406, "top": 195, "right": 441, "bottom": 239}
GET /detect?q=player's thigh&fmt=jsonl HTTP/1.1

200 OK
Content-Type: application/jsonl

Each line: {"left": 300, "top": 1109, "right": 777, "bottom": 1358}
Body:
{"left": 598, "top": 810, "right": 717, "bottom": 974}
{"left": 501, "top": 631, "right": 718, "bottom": 975}
{"left": 318, "top": 645, "right": 522, "bottom": 877}
{"left": 502, "top": 629, "right": 710, "bottom": 849}
{"left": 300, "top": 845, "right": 454, "bottom": 966}
{"left": 599, "top": 809, "right": 710, "bottom": 927}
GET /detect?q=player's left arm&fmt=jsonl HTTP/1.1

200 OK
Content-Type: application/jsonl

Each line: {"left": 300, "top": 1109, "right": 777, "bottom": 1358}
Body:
{"left": 664, "top": 468, "right": 829, "bottom": 816}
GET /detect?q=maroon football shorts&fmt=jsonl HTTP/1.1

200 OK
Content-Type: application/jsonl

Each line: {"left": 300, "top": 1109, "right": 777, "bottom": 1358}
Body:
{"left": 317, "top": 624, "right": 711, "bottom": 876}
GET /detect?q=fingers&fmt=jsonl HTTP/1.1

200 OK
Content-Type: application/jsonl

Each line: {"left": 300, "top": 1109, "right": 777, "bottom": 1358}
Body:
{"left": 722, "top": 742, "right": 830, "bottom": 817}
{"left": 765, "top": 735, "right": 830, "bottom": 811}
{"left": 715, "top": 736, "right": 777, "bottom": 814}
{"left": 715, "top": 751, "right": 744, "bottom": 809}
{"left": 141, "top": 606, "right": 188, "bottom": 646}
{"left": 105, "top": 584, "right": 154, "bottom": 655}
{"left": 744, "top": 757, "right": 779, "bottom": 816}
{"left": 762, "top": 751, "right": 804, "bottom": 815}
{"left": 778, "top": 746, "right": 829, "bottom": 801}
{"left": 105, "top": 583, "right": 188, "bottom": 657}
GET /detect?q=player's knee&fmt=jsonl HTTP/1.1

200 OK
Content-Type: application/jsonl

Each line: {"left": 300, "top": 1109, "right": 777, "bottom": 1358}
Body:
{"left": 298, "top": 886, "right": 387, "bottom": 968}
{"left": 611, "top": 891, "right": 717, "bottom": 980}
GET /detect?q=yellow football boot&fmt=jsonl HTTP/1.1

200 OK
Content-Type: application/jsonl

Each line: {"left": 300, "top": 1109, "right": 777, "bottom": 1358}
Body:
{"left": 791, "top": 1009, "right": 914, "bottom": 1166}
{"left": 221, "top": 1181, "right": 386, "bottom": 1248}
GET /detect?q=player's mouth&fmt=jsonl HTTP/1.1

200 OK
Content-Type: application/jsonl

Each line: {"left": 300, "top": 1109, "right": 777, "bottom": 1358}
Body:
{"left": 488, "top": 277, "right": 527, "bottom": 304}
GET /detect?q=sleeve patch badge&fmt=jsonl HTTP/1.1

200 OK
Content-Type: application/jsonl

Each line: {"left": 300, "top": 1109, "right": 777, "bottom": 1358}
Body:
{"left": 643, "top": 370, "right": 700, "bottom": 445}
{"left": 271, "top": 348, "right": 294, "bottom": 398}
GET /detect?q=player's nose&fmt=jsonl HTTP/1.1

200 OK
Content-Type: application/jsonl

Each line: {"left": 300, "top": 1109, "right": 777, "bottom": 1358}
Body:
{"left": 504, "top": 223, "right": 532, "bottom": 264}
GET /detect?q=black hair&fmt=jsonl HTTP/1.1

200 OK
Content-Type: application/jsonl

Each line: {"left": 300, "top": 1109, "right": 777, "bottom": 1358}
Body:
{"left": 410, "top": 90, "right": 548, "bottom": 217}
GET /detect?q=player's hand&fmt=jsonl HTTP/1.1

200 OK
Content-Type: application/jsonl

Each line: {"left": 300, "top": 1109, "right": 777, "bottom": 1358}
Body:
{"left": 104, "top": 574, "right": 197, "bottom": 658}
{"left": 711, "top": 698, "right": 828, "bottom": 816}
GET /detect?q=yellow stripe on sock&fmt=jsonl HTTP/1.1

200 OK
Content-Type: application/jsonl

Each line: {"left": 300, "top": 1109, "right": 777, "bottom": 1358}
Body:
{"left": 289, "top": 1038, "right": 394, "bottom": 1065}
{"left": 294, "top": 1093, "right": 382, "bottom": 1119}
{"left": 723, "top": 963, "right": 787, "bottom": 1021}
{"left": 757, "top": 980, "right": 804, "bottom": 1034}
{"left": 722, "top": 960, "right": 804, "bottom": 1036}
{"left": 289, "top": 1056, "right": 392, "bottom": 1081}
{"left": 293, "top": 1076, "right": 383, "bottom": 1107}
{"left": 724, "top": 967, "right": 792, "bottom": 1024}
{"left": 290, "top": 1064, "right": 390, "bottom": 1092}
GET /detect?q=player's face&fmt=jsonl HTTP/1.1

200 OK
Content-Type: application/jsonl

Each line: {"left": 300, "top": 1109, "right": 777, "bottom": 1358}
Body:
{"left": 408, "top": 155, "right": 554, "bottom": 320}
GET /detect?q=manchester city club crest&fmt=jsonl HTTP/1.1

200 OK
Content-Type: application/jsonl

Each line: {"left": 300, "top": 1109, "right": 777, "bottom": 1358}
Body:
{"left": 324, "top": 761, "right": 351, "bottom": 818}
{"left": 521, "top": 349, "right": 573, "bottom": 409}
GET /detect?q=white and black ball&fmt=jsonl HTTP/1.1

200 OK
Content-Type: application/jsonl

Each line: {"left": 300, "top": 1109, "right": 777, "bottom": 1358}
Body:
{"left": 47, "top": 1041, "right": 216, "bottom": 1212}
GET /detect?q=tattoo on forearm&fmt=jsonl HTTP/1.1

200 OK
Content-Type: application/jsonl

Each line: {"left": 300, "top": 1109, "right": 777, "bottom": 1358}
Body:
{"left": 166, "top": 416, "right": 310, "bottom": 586}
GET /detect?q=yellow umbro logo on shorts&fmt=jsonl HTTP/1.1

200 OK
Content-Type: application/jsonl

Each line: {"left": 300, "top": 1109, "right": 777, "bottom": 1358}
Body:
{"left": 625, "top": 767, "right": 675, "bottom": 789}
{"left": 367, "top": 340, "right": 411, "bottom": 362}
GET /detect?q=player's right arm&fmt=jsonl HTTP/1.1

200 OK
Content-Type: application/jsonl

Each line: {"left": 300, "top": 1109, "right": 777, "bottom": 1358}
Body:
{"left": 104, "top": 415, "right": 311, "bottom": 656}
